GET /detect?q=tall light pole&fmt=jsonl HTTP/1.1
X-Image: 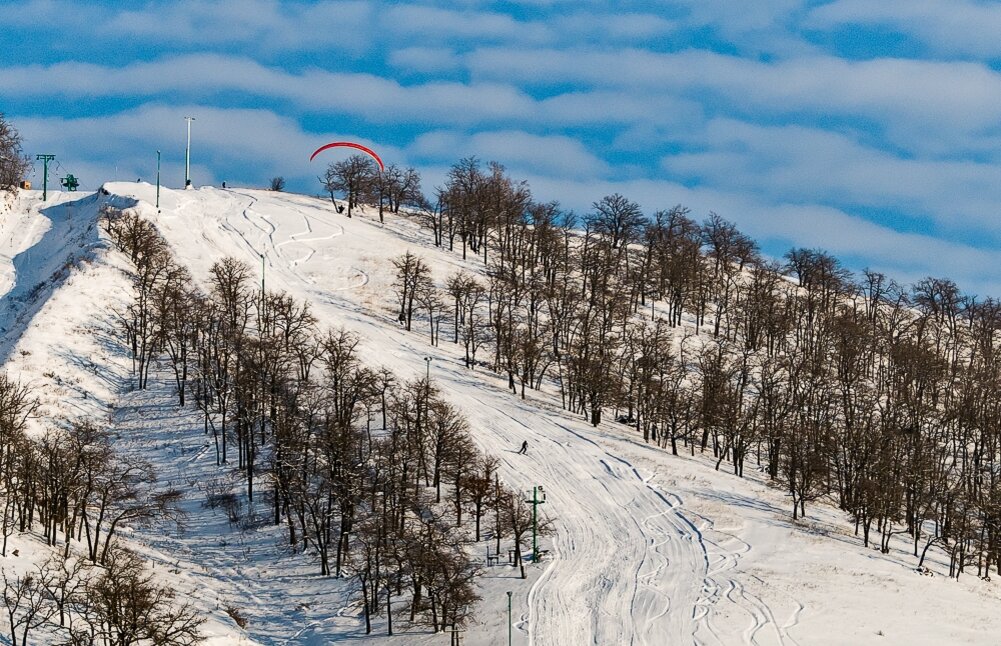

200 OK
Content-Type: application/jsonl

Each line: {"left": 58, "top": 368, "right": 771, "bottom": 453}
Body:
{"left": 424, "top": 356, "right": 433, "bottom": 380}
{"left": 507, "top": 591, "right": 513, "bottom": 646}
{"left": 156, "top": 150, "right": 161, "bottom": 209}
{"left": 260, "top": 252, "right": 266, "bottom": 315}
{"left": 184, "top": 116, "right": 195, "bottom": 187}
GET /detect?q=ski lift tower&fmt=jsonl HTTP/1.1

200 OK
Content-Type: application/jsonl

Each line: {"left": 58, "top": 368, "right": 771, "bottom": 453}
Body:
{"left": 526, "top": 485, "right": 547, "bottom": 562}
{"left": 35, "top": 154, "right": 55, "bottom": 200}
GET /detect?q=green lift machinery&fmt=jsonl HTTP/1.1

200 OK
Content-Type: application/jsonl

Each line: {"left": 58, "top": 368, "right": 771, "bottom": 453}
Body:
{"left": 60, "top": 174, "right": 79, "bottom": 192}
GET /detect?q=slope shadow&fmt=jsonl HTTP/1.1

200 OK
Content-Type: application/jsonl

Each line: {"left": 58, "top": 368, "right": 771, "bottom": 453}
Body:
{"left": 0, "top": 192, "right": 137, "bottom": 364}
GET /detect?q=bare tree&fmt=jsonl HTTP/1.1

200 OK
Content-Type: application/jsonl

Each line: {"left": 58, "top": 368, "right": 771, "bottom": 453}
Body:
{"left": 462, "top": 456, "right": 498, "bottom": 541}
{"left": 392, "top": 252, "right": 432, "bottom": 331}
{"left": 446, "top": 272, "right": 487, "bottom": 368}
{"left": 322, "top": 155, "right": 377, "bottom": 217}
{"left": 587, "top": 193, "right": 645, "bottom": 250}
{"left": 38, "top": 553, "right": 90, "bottom": 631}
{"left": 2, "top": 567, "right": 54, "bottom": 646}
{"left": 84, "top": 545, "right": 204, "bottom": 645}
{"left": 0, "top": 113, "right": 31, "bottom": 193}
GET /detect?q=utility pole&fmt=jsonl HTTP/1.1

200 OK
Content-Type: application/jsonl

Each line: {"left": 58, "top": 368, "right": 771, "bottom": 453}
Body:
{"left": 525, "top": 486, "right": 546, "bottom": 562}
{"left": 507, "top": 591, "right": 513, "bottom": 646}
{"left": 184, "top": 116, "right": 195, "bottom": 187}
{"left": 156, "top": 150, "right": 161, "bottom": 209}
{"left": 35, "top": 154, "right": 55, "bottom": 200}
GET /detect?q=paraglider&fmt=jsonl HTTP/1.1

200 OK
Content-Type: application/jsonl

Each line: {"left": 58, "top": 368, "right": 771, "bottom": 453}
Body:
{"left": 309, "top": 141, "right": 384, "bottom": 172}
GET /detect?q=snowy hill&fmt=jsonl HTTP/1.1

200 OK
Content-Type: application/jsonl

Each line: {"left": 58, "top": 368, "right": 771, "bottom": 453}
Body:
{"left": 2, "top": 183, "right": 1000, "bottom": 645}
{"left": 0, "top": 190, "right": 135, "bottom": 429}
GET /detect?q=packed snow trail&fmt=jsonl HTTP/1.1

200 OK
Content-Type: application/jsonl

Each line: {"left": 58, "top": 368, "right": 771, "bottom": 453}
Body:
{"left": 126, "top": 184, "right": 716, "bottom": 644}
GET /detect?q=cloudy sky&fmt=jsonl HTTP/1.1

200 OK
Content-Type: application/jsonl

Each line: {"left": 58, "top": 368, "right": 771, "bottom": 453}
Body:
{"left": 3, "top": 0, "right": 1001, "bottom": 295}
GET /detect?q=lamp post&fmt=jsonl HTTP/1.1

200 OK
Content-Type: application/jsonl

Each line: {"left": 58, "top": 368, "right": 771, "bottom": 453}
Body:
{"left": 184, "top": 116, "right": 195, "bottom": 187}
{"left": 260, "top": 252, "right": 266, "bottom": 315}
{"left": 507, "top": 591, "right": 513, "bottom": 646}
{"left": 424, "top": 356, "right": 432, "bottom": 380}
{"left": 156, "top": 150, "right": 161, "bottom": 209}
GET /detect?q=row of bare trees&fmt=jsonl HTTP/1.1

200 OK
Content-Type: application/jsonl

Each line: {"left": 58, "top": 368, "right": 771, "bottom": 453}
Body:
{"left": 2, "top": 546, "right": 202, "bottom": 646}
{"left": 0, "top": 370, "right": 202, "bottom": 645}
{"left": 103, "top": 205, "right": 549, "bottom": 635}
{"left": 381, "top": 157, "right": 1001, "bottom": 581}
{"left": 321, "top": 155, "right": 422, "bottom": 221}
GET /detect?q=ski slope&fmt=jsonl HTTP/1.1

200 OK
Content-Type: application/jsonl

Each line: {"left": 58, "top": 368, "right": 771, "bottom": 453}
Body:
{"left": 3, "top": 184, "right": 1001, "bottom": 644}
{"left": 118, "top": 183, "right": 711, "bottom": 645}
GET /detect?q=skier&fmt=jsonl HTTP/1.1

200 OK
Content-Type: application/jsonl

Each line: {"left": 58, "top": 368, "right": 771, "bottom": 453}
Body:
{"left": 517, "top": 440, "right": 528, "bottom": 455}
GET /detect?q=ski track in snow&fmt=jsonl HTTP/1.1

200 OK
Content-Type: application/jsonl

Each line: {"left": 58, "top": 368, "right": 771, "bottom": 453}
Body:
{"left": 219, "top": 192, "right": 366, "bottom": 292}
{"left": 688, "top": 509, "right": 801, "bottom": 646}
{"left": 118, "top": 186, "right": 804, "bottom": 645}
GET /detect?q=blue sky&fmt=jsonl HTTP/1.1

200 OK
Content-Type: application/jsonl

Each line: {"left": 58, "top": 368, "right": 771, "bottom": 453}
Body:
{"left": 4, "top": 0, "right": 1001, "bottom": 295}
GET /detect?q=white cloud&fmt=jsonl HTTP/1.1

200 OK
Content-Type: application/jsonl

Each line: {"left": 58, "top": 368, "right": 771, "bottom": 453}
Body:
{"left": 466, "top": 47, "right": 1001, "bottom": 151}
{"left": 388, "top": 47, "right": 463, "bottom": 74}
{"left": 661, "top": 118, "right": 1001, "bottom": 236}
{"left": 382, "top": 5, "right": 551, "bottom": 44}
{"left": 0, "top": 54, "right": 705, "bottom": 130}
{"left": 664, "top": 0, "right": 819, "bottom": 56}
{"left": 14, "top": 105, "right": 405, "bottom": 192}
{"left": 10, "top": 0, "right": 375, "bottom": 54}
{"left": 0, "top": 55, "right": 539, "bottom": 125}
{"left": 524, "top": 174, "right": 1001, "bottom": 295}
{"left": 808, "top": 0, "right": 1001, "bottom": 59}
{"left": 553, "top": 12, "right": 677, "bottom": 42}
{"left": 673, "top": 0, "right": 803, "bottom": 34}
{"left": 409, "top": 130, "right": 610, "bottom": 179}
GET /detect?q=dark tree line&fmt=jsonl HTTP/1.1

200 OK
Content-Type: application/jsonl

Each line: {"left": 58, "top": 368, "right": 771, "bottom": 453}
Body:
{"left": 381, "top": 156, "right": 1001, "bottom": 581}
{"left": 101, "top": 206, "right": 549, "bottom": 636}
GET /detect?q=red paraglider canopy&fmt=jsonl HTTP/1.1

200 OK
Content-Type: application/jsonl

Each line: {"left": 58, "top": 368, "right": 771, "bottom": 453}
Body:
{"left": 309, "top": 141, "right": 384, "bottom": 172}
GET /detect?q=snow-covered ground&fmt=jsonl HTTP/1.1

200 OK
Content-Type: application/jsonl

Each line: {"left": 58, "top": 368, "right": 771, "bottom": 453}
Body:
{"left": 3, "top": 184, "right": 1001, "bottom": 645}
{"left": 0, "top": 190, "right": 133, "bottom": 430}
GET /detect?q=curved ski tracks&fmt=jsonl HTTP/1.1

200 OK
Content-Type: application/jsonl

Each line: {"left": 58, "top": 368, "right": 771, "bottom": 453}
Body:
{"left": 689, "top": 509, "right": 803, "bottom": 646}
{"left": 154, "top": 189, "right": 804, "bottom": 646}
